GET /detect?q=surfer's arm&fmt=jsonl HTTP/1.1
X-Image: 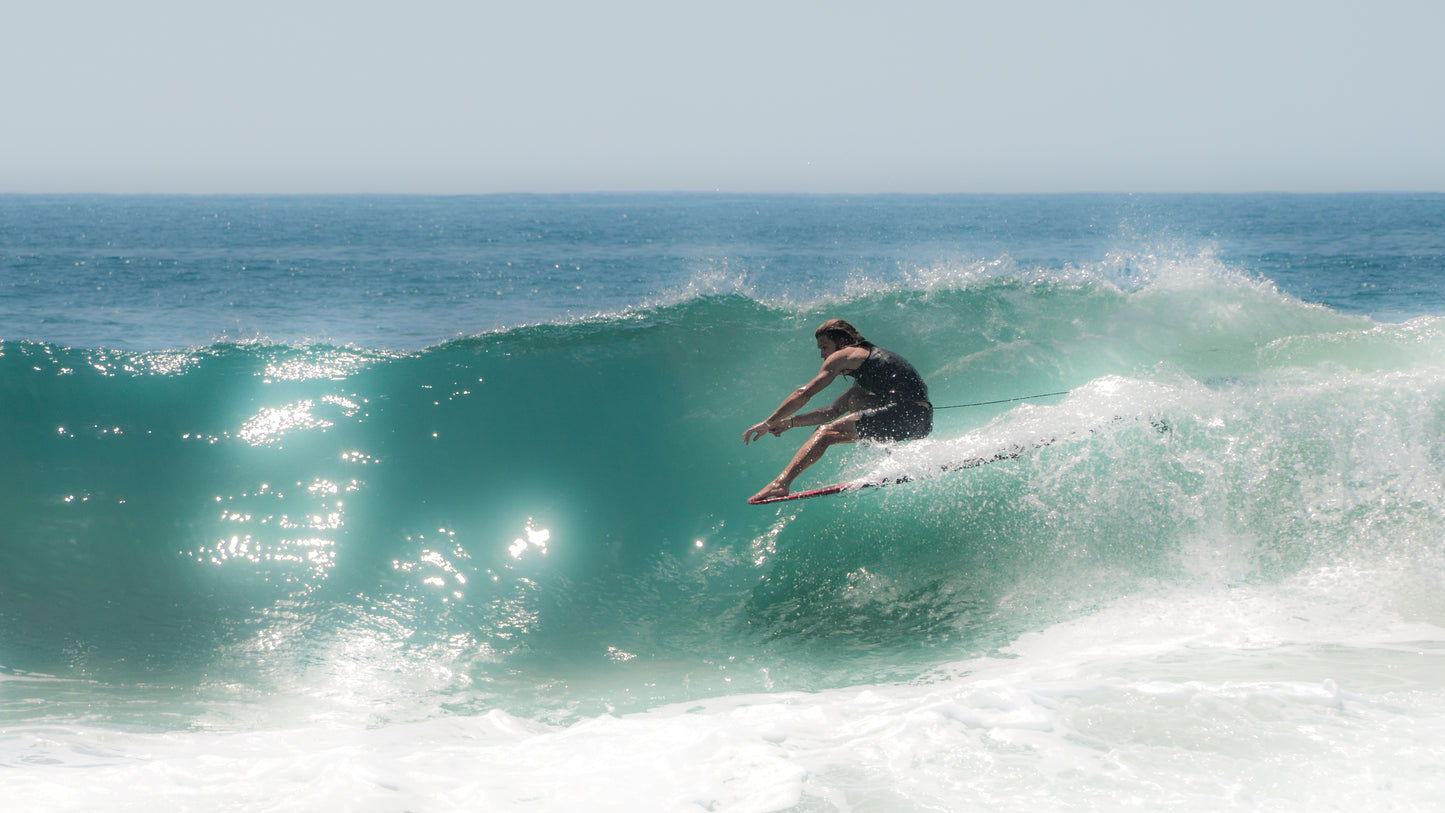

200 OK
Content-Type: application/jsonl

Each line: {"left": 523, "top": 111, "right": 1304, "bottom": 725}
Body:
{"left": 743, "top": 366, "right": 843, "bottom": 444}
{"left": 744, "top": 347, "right": 870, "bottom": 443}
{"left": 783, "top": 384, "right": 874, "bottom": 429}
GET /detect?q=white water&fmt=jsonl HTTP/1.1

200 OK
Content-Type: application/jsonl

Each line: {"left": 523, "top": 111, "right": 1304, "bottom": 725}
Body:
{"left": 7, "top": 569, "right": 1444, "bottom": 812}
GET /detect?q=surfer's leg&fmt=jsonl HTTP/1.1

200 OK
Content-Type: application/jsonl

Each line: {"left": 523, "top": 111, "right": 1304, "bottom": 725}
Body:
{"left": 751, "top": 416, "right": 860, "bottom": 501}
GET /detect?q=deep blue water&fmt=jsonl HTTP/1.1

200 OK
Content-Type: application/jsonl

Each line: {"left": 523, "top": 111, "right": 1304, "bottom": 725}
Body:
{"left": 4, "top": 194, "right": 1443, "bottom": 351}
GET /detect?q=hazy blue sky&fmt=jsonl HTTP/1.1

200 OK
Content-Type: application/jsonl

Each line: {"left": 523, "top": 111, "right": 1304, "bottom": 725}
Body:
{"left": 4, "top": 0, "right": 1443, "bottom": 194}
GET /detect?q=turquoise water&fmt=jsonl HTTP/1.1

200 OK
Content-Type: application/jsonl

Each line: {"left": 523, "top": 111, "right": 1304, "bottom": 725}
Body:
{"left": 3, "top": 194, "right": 1445, "bottom": 810}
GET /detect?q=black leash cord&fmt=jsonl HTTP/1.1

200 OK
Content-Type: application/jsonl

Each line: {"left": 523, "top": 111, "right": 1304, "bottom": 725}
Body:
{"left": 933, "top": 390, "right": 1071, "bottom": 410}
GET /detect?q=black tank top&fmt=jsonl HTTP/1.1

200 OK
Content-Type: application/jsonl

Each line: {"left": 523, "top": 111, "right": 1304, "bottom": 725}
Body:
{"left": 847, "top": 346, "right": 929, "bottom": 404}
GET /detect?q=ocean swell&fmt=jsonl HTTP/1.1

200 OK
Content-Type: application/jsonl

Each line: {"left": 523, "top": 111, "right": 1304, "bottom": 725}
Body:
{"left": 4, "top": 264, "right": 1444, "bottom": 721}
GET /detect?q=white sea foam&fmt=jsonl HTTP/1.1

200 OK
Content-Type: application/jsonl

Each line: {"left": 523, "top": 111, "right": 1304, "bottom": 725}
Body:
{"left": 6, "top": 574, "right": 1443, "bottom": 812}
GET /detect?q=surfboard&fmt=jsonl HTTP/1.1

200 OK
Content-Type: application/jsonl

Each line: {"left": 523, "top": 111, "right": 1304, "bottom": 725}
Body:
{"left": 747, "top": 438, "right": 1053, "bottom": 504}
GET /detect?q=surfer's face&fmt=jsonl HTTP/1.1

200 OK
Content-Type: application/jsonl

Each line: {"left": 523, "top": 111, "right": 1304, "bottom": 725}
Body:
{"left": 816, "top": 336, "right": 840, "bottom": 359}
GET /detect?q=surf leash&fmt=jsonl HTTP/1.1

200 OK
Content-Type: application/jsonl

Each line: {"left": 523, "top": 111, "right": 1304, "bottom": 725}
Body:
{"left": 933, "top": 390, "right": 1071, "bottom": 410}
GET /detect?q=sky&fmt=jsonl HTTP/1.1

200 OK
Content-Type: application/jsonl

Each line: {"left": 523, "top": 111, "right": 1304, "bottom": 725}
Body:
{"left": 3, "top": 0, "right": 1443, "bottom": 194}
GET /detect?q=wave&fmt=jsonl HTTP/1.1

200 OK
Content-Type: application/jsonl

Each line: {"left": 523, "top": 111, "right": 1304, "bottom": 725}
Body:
{"left": 3, "top": 261, "right": 1444, "bottom": 720}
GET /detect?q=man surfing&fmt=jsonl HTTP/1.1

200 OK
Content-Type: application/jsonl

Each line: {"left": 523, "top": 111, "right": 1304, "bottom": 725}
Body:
{"left": 743, "top": 319, "right": 932, "bottom": 503}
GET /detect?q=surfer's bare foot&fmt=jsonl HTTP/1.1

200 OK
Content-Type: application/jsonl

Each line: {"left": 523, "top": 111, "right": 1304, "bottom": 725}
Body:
{"left": 750, "top": 481, "right": 789, "bottom": 503}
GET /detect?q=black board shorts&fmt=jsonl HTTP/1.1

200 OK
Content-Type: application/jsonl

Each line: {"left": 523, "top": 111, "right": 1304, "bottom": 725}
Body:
{"left": 856, "top": 401, "right": 933, "bottom": 442}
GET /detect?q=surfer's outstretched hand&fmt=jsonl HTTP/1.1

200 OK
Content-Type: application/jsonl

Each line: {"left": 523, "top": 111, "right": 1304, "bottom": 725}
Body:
{"left": 743, "top": 419, "right": 787, "bottom": 444}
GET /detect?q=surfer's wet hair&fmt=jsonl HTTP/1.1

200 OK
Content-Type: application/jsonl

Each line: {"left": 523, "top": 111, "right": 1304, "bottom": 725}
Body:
{"left": 815, "top": 319, "right": 870, "bottom": 348}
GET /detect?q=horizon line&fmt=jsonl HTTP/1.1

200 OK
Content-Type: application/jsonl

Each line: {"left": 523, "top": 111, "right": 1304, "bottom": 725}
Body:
{"left": 3, "top": 189, "right": 1443, "bottom": 198}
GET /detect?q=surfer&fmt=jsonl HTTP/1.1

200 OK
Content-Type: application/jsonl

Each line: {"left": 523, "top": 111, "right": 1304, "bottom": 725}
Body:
{"left": 743, "top": 319, "right": 932, "bottom": 502}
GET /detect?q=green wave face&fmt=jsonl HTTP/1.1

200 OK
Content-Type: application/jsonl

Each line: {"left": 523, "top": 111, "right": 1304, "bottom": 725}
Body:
{"left": 4, "top": 269, "right": 1443, "bottom": 718}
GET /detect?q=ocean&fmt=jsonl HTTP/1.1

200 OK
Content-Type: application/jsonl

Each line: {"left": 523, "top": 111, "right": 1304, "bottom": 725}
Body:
{"left": 3, "top": 193, "right": 1444, "bottom": 810}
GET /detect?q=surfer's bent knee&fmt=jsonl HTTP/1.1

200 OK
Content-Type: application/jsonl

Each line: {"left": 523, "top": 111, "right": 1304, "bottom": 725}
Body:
{"left": 814, "top": 419, "right": 857, "bottom": 445}
{"left": 809, "top": 424, "right": 839, "bottom": 444}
